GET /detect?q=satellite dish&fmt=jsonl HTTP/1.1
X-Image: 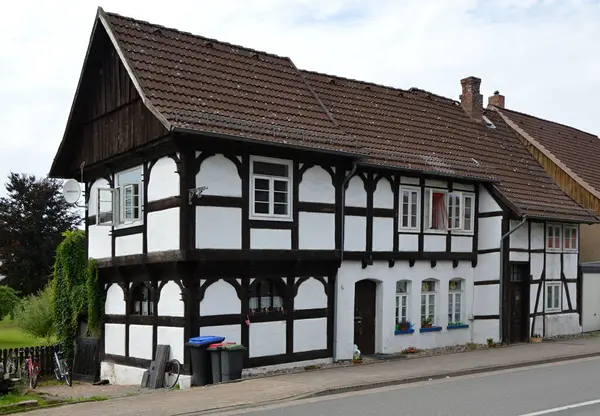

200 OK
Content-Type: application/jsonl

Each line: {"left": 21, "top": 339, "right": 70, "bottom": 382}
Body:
{"left": 62, "top": 179, "right": 82, "bottom": 204}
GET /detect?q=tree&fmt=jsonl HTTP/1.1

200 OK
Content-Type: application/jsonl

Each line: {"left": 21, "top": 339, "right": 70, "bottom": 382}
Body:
{"left": 0, "top": 285, "right": 19, "bottom": 320}
{"left": 13, "top": 284, "right": 55, "bottom": 343}
{"left": 0, "top": 173, "right": 81, "bottom": 296}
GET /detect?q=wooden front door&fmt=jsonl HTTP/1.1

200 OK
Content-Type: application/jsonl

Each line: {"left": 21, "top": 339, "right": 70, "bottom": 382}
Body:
{"left": 354, "top": 280, "right": 376, "bottom": 355}
{"left": 508, "top": 263, "right": 530, "bottom": 343}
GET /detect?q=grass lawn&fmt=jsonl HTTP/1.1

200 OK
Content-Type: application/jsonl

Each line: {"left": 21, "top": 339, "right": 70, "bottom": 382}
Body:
{"left": 0, "top": 319, "right": 51, "bottom": 350}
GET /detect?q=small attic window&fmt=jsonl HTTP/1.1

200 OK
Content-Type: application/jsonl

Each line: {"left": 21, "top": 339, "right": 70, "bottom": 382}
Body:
{"left": 482, "top": 115, "right": 496, "bottom": 129}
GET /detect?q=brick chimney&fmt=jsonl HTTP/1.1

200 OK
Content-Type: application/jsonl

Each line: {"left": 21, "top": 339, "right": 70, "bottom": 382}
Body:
{"left": 488, "top": 90, "right": 505, "bottom": 108}
{"left": 460, "top": 76, "right": 483, "bottom": 121}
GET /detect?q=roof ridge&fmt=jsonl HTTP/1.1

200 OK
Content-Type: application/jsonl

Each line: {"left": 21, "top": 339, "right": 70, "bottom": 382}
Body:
{"left": 102, "top": 9, "right": 292, "bottom": 62}
{"left": 498, "top": 106, "right": 599, "bottom": 138}
{"left": 300, "top": 69, "right": 460, "bottom": 105}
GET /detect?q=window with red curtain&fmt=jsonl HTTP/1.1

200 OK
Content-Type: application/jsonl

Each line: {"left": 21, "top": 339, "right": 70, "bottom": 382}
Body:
{"left": 431, "top": 192, "right": 448, "bottom": 230}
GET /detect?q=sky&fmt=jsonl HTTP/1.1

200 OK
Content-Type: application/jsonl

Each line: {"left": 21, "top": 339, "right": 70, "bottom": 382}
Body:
{"left": 0, "top": 0, "right": 599, "bottom": 197}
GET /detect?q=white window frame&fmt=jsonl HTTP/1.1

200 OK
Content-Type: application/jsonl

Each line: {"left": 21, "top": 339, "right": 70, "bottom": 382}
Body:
{"left": 448, "top": 279, "right": 464, "bottom": 324}
{"left": 420, "top": 280, "right": 437, "bottom": 325}
{"left": 545, "top": 281, "right": 561, "bottom": 312}
{"left": 249, "top": 156, "right": 293, "bottom": 221}
{"left": 116, "top": 167, "right": 143, "bottom": 227}
{"left": 546, "top": 224, "right": 562, "bottom": 251}
{"left": 95, "top": 167, "right": 143, "bottom": 227}
{"left": 399, "top": 187, "right": 421, "bottom": 231}
{"left": 395, "top": 281, "right": 410, "bottom": 324}
{"left": 425, "top": 189, "right": 475, "bottom": 234}
{"left": 563, "top": 226, "right": 578, "bottom": 252}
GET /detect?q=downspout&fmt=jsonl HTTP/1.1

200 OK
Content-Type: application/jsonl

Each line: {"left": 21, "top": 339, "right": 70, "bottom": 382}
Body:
{"left": 498, "top": 215, "right": 528, "bottom": 342}
{"left": 340, "top": 161, "right": 359, "bottom": 261}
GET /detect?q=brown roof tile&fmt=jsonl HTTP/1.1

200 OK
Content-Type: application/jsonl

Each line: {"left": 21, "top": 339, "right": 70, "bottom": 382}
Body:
{"left": 102, "top": 11, "right": 360, "bottom": 156}
{"left": 495, "top": 107, "right": 600, "bottom": 195}
{"left": 100, "top": 9, "right": 595, "bottom": 223}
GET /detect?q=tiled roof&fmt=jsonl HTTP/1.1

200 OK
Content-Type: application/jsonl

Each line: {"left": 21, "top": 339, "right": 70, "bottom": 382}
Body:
{"left": 495, "top": 107, "right": 600, "bottom": 195}
{"left": 99, "top": 9, "right": 595, "bottom": 223}
{"left": 301, "top": 72, "right": 594, "bottom": 222}
{"left": 101, "top": 11, "right": 360, "bottom": 156}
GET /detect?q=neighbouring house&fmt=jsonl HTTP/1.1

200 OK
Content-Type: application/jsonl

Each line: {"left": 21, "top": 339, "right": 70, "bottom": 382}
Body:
{"left": 48, "top": 8, "right": 597, "bottom": 385}
{"left": 487, "top": 99, "right": 600, "bottom": 263}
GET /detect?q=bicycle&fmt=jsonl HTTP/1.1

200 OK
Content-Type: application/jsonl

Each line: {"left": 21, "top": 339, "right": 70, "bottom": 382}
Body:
{"left": 163, "top": 359, "right": 181, "bottom": 389}
{"left": 53, "top": 344, "right": 72, "bottom": 386}
{"left": 20, "top": 354, "right": 40, "bottom": 389}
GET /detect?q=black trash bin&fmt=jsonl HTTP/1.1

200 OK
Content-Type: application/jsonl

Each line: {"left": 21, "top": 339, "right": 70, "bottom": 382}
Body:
{"left": 207, "top": 342, "right": 234, "bottom": 383}
{"left": 220, "top": 344, "right": 247, "bottom": 382}
{"left": 186, "top": 336, "right": 224, "bottom": 386}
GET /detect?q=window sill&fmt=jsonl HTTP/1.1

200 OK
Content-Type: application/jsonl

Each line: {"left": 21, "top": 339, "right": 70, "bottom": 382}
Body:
{"left": 545, "top": 309, "right": 561, "bottom": 314}
{"left": 563, "top": 249, "right": 578, "bottom": 254}
{"left": 447, "top": 324, "right": 469, "bottom": 330}
{"left": 451, "top": 230, "right": 475, "bottom": 236}
{"left": 113, "top": 221, "right": 144, "bottom": 230}
{"left": 249, "top": 215, "right": 294, "bottom": 222}
{"left": 419, "top": 326, "right": 442, "bottom": 333}
{"left": 394, "top": 329, "right": 414, "bottom": 335}
{"left": 398, "top": 228, "right": 421, "bottom": 233}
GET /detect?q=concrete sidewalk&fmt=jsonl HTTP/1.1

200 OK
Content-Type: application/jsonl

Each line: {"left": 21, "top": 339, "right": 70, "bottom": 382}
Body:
{"left": 30, "top": 337, "right": 600, "bottom": 416}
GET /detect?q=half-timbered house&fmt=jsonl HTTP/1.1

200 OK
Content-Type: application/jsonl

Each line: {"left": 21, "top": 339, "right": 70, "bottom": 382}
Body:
{"left": 49, "top": 8, "right": 596, "bottom": 385}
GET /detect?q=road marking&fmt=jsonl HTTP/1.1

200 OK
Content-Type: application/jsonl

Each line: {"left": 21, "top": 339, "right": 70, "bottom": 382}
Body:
{"left": 519, "top": 398, "right": 600, "bottom": 415}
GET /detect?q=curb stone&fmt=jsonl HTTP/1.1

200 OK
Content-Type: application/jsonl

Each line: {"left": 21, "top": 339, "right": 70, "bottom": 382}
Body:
{"left": 184, "top": 350, "right": 600, "bottom": 415}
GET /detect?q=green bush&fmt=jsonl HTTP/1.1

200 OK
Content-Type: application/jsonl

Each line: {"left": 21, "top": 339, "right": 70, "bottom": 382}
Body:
{"left": 0, "top": 285, "right": 19, "bottom": 320}
{"left": 13, "top": 284, "right": 55, "bottom": 343}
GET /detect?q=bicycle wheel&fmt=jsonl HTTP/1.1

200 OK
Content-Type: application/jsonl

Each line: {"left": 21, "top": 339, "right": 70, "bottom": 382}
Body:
{"left": 60, "top": 359, "right": 72, "bottom": 386}
{"left": 19, "top": 363, "right": 29, "bottom": 385}
{"left": 162, "top": 359, "right": 181, "bottom": 389}
{"left": 29, "top": 366, "right": 38, "bottom": 389}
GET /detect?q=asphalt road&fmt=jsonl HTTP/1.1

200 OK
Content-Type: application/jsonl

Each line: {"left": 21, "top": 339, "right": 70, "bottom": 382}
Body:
{"left": 217, "top": 357, "right": 600, "bottom": 416}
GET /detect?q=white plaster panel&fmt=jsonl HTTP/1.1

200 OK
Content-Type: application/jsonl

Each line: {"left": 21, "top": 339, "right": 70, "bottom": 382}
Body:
{"left": 531, "top": 253, "right": 544, "bottom": 279}
{"left": 398, "top": 234, "right": 418, "bottom": 252}
{"left": 104, "top": 324, "right": 126, "bottom": 356}
{"left": 158, "top": 281, "right": 184, "bottom": 317}
{"left": 530, "top": 284, "right": 541, "bottom": 314}
{"left": 299, "top": 166, "right": 334, "bottom": 203}
{"left": 105, "top": 284, "right": 125, "bottom": 315}
{"left": 199, "top": 325, "right": 241, "bottom": 345}
{"left": 345, "top": 176, "right": 366, "bottom": 207}
{"left": 509, "top": 220, "right": 529, "bottom": 249}
{"left": 157, "top": 326, "right": 185, "bottom": 363}
{"left": 373, "top": 178, "right": 394, "bottom": 209}
{"left": 344, "top": 216, "right": 366, "bottom": 251}
{"left": 583, "top": 273, "right": 600, "bottom": 332}
{"left": 147, "top": 208, "right": 180, "bottom": 252}
{"left": 544, "top": 313, "right": 581, "bottom": 337}
{"left": 88, "top": 226, "right": 112, "bottom": 259}
{"left": 567, "top": 282, "right": 577, "bottom": 310}
{"left": 249, "top": 322, "right": 286, "bottom": 358}
{"left": 250, "top": 229, "right": 291, "bottom": 249}
{"left": 473, "top": 285, "right": 499, "bottom": 316}
{"left": 100, "top": 362, "right": 146, "bottom": 386}
{"left": 295, "top": 278, "right": 327, "bottom": 310}
{"left": 196, "top": 206, "right": 242, "bottom": 249}
{"left": 147, "top": 156, "right": 179, "bottom": 201}
{"left": 293, "top": 318, "right": 327, "bottom": 353}
{"left": 451, "top": 236, "right": 472, "bottom": 253}
{"left": 453, "top": 183, "right": 475, "bottom": 191}
{"left": 200, "top": 280, "right": 240, "bottom": 316}
{"left": 129, "top": 325, "right": 153, "bottom": 359}
{"left": 478, "top": 217, "right": 502, "bottom": 250}
{"left": 424, "top": 234, "right": 446, "bottom": 252}
{"left": 474, "top": 252, "right": 500, "bottom": 282}
{"left": 400, "top": 176, "right": 420, "bottom": 185}
{"left": 299, "top": 212, "right": 335, "bottom": 250}
{"left": 115, "top": 234, "right": 143, "bottom": 257}
{"left": 546, "top": 253, "right": 561, "bottom": 279}
{"left": 530, "top": 222, "right": 545, "bottom": 250}
{"left": 472, "top": 320, "right": 500, "bottom": 344}
{"left": 478, "top": 186, "right": 501, "bottom": 213}
{"left": 425, "top": 179, "right": 447, "bottom": 188}
{"left": 563, "top": 253, "right": 579, "bottom": 279}
{"left": 197, "top": 154, "right": 241, "bottom": 197}
{"left": 509, "top": 251, "right": 529, "bottom": 262}
{"left": 372, "top": 218, "right": 394, "bottom": 251}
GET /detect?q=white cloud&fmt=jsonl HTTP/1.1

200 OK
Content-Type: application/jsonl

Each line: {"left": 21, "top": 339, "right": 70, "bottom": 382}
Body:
{"left": 0, "top": 0, "right": 598, "bottom": 195}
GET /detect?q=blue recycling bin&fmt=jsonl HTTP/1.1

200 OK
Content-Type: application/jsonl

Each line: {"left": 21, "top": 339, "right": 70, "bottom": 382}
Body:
{"left": 185, "top": 336, "right": 225, "bottom": 386}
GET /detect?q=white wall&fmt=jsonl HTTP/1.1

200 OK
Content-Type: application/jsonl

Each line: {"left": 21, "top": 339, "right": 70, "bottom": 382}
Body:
{"left": 294, "top": 318, "right": 327, "bottom": 352}
{"left": 105, "top": 284, "right": 125, "bottom": 315}
{"left": 335, "top": 260, "right": 474, "bottom": 360}
{"left": 157, "top": 326, "right": 185, "bottom": 363}
{"left": 199, "top": 280, "right": 240, "bottom": 316}
{"left": 295, "top": 278, "right": 327, "bottom": 310}
{"left": 147, "top": 156, "right": 179, "bottom": 202}
{"left": 129, "top": 325, "right": 153, "bottom": 359}
{"left": 158, "top": 281, "right": 184, "bottom": 317}
{"left": 249, "top": 322, "right": 286, "bottom": 358}
{"left": 104, "top": 324, "right": 125, "bottom": 356}
{"left": 147, "top": 208, "right": 179, "bottom": 252}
